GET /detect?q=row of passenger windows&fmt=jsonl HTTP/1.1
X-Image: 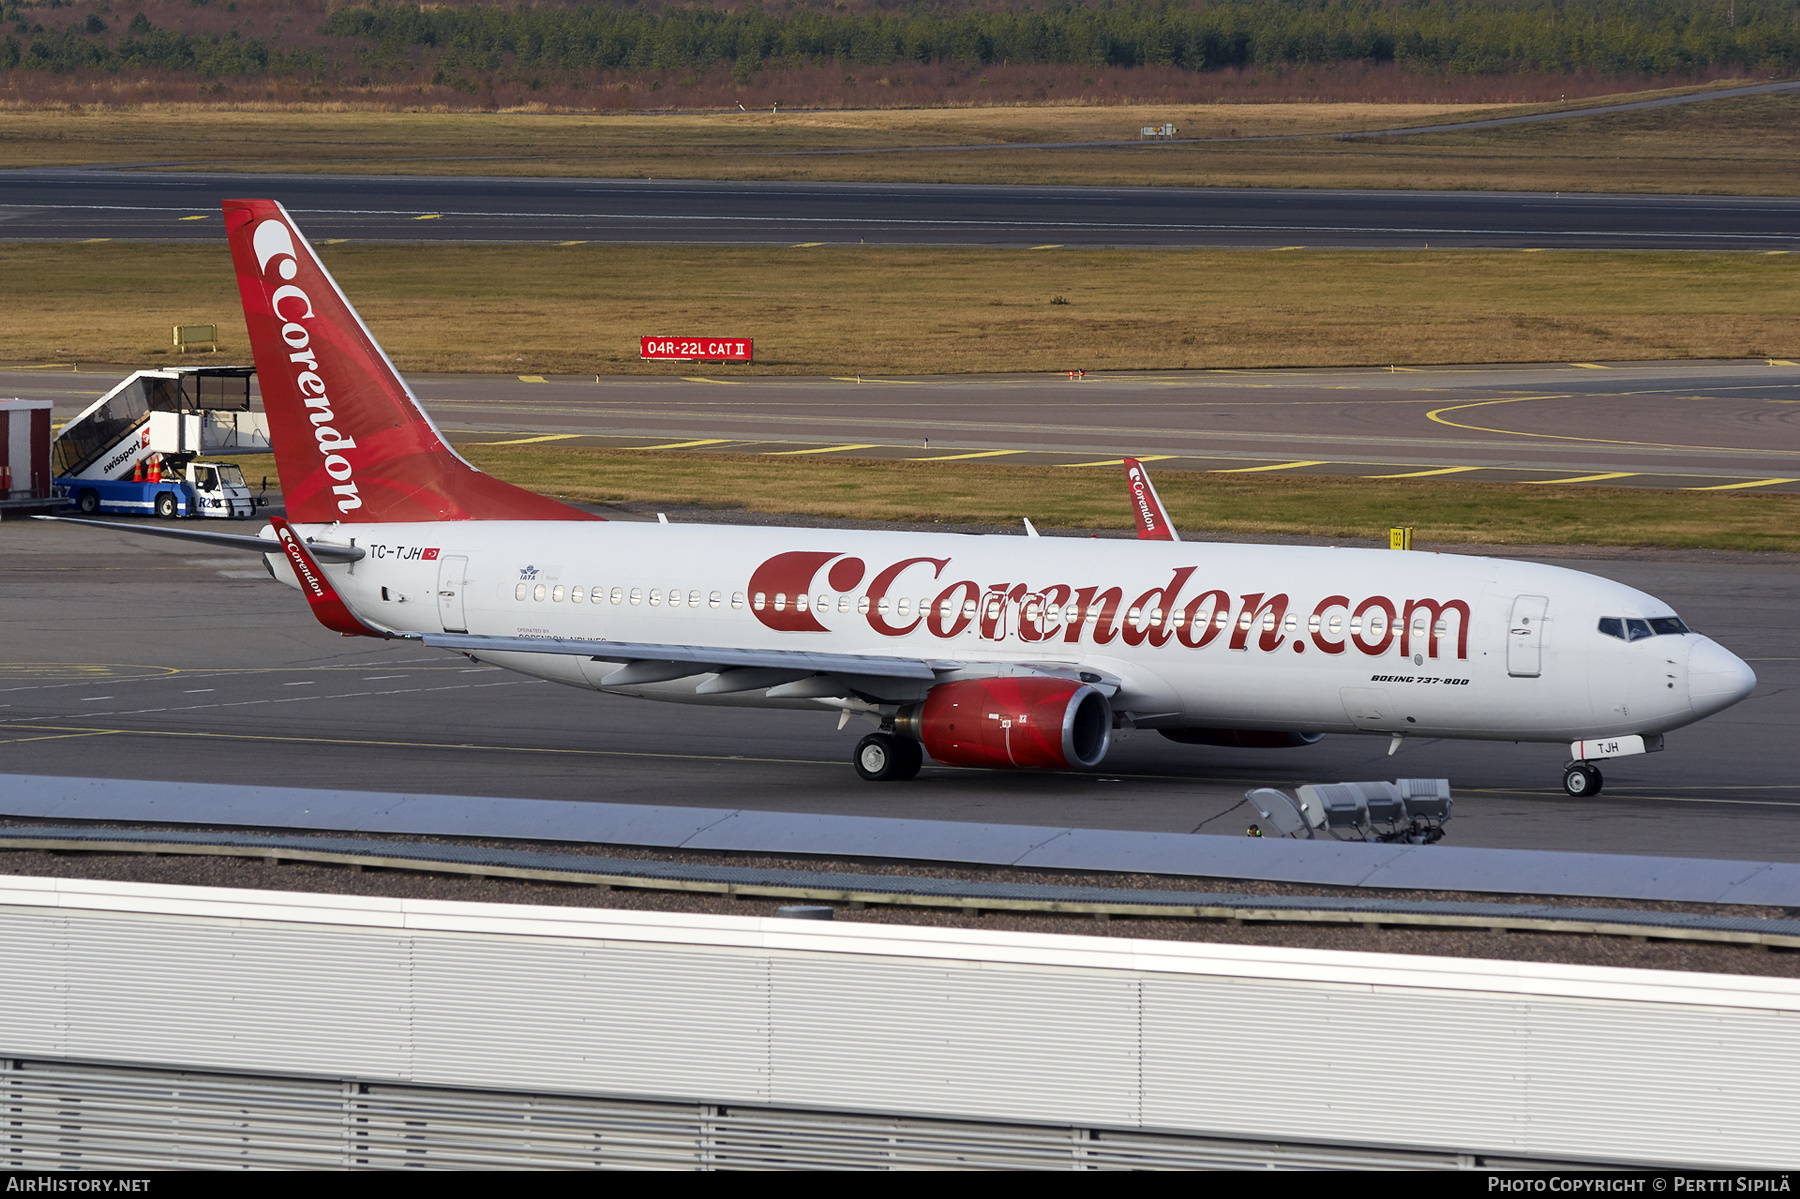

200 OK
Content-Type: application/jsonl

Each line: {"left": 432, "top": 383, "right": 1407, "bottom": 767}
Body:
{"left": 508, "top": 583, "right": 1451, "bottom": 637}
{"left": 1598, "top": 615, "right": 1690, "bottom": 642}
{"left": 514, "top": 583, "right": 739, "bottom": 608}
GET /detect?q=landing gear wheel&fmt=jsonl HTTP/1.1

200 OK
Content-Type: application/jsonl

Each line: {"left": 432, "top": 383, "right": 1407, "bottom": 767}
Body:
{"left": 154, "top": 492, "right": 177, "bottom": 519}
{"left": 854, "top": 733, "right": 922, "bottom": 782}
{"left": 76, "top": 490, "right": 99, "bottom": 515}
{"left": 1562, "top": 764, "right": 1604, "bottom": 797}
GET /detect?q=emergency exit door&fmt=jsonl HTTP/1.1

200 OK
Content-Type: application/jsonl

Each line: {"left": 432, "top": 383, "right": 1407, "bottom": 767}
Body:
{"left": 437, "top": 555, "right": 468, "bottom": 633}
{"left": 1507, "top": 594, "right": 1548, "bottom": 678}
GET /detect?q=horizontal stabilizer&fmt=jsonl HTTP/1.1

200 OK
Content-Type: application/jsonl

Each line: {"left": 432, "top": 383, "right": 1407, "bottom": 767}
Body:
{"left": 33, "top": 515, "right": 365, "bottom": 562}
{"left": 270, "top": 517, "right": 391, "bottom": 638}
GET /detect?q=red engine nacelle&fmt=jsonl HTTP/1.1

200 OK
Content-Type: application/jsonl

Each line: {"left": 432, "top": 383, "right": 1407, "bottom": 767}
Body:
{"left": 897, "top": 677, "right": 1113, "bottom": 770}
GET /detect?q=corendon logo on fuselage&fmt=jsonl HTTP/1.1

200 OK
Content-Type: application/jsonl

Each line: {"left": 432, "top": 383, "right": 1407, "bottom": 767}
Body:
{"left": 747, "top": 551, "right": 1471, "bottom": 660}
{"left": 252, "top": 217, "right": 361, "bottom": 515}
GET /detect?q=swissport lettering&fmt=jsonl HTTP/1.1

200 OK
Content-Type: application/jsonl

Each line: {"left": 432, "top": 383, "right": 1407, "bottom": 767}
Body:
{"left": 745, "top": 550, "right": 1471, "bottom": 659}
{"left": 641, "top": 337, "right": 753, "bottom": 363}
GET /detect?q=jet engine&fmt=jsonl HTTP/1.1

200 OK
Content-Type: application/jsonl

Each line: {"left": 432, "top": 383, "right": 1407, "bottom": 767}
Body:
{"left": 1159, "top": 728, "right": 1324, "bottom": 749}
{"left": 895, "top": 677, "right": 1112, "bottom": 770}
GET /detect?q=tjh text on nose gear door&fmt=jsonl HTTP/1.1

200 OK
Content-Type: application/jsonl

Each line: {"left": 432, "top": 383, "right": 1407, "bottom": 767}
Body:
{"left": 1508, "top": 594, "right": 1548, "bottom": 678}
{"left": 437, "top": 555, "right": 469, "bottom": 634}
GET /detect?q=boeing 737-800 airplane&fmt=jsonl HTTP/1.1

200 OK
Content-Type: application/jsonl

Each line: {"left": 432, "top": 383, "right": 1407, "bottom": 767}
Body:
{"left": 47, "top": 200, "right": 1758, "bottom": 796}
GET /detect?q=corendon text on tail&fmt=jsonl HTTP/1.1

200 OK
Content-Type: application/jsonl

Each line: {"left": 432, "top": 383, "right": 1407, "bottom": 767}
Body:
{"left": 57, "top": 198, "right": 1761, "bottom": 797}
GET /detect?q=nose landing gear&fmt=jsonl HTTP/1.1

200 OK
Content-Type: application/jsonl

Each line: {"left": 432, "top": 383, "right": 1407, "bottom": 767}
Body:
{"left": 1562, "top": 763, "right": 1604, "bottom": 797}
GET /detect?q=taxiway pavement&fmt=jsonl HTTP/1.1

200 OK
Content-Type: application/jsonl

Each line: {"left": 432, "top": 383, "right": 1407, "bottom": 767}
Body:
{"left": 5, "top": 170, "right": 1799, "bottom": 250}
{"left": 7, "top": 359, "right": 1798, "bottom": 492}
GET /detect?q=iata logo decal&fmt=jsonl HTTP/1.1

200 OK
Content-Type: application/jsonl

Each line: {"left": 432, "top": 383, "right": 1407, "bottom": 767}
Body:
{"left": 746, "top": 551, "right": 1472, "bottom": 660}
{"left": 518, "top": 565, "right": 540, "bottom": 580}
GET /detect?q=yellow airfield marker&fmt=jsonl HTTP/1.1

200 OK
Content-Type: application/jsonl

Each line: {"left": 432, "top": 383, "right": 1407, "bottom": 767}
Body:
{"left": 768, "top": 443, "right": 881, "bottom": 456}
{"left": 178, "top": 214, "right": 207, "bottom": 221}
{"left": 414, "top": 213, "right": 443, "bottom": 221}
{"left": 1213, "top": 460, "right": 1328, "bottom": 474}
{"left": 682, "top": 377, "right": 741, "bottom": 385}
{"left": 1030, "top": 244, "right": 1064, "bottom": 250}
{"left": 912, "top": 449, "right": 1026, "bottom": 462}
{"left": 1060, "top": 455, "right": 1178, "bottom": 468}
{"left": 1368, "top": 466, "right": 1482, "bottom": 479}
{"left": 1686, "top": 478, "right": 1797, "bottom": 492}
{"left": 557, "top": 240, "right": 587, "bottom": 246}
{"left": 629, "top": 439, "right": 731, "bottom": 451}
{"left": 1530, "top": 472, "right": 1638, "bottom": 484}
{"left": 474, "top": 433, "right": 582, "bottom": 446}
{"left": 517, "top": 375, "right": 547, "bottom": 383}
{"left": 792, "top": 241, "right": 825, "bottom": 247}
{"left": 1570, "top": 363, "right": 1609, "bottom": 369}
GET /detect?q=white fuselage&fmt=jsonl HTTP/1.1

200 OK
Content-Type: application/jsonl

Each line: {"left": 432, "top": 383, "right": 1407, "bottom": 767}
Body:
{"left": 274, "top": 520, "right": 1753, "bottom": 745}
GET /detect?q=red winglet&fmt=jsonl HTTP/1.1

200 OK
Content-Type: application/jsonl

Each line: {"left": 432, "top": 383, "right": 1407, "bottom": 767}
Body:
{"left": 1123, "top": 458, "right": 1180, "bottom": 542}
{"left": 272, "top": 518, "right": 387, "bottom": 638}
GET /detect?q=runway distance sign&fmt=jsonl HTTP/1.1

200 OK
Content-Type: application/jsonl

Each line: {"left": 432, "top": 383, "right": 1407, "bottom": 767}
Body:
{"left": 641, "top": 337, "right": 753, "bottom": 363}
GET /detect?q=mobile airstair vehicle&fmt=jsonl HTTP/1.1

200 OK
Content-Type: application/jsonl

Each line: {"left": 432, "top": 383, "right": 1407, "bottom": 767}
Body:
{"left": 52, "top": 366, "right": 271, "bottom": 519}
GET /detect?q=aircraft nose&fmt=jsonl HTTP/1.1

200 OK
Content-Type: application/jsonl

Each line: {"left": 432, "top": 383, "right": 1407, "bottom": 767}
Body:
{"left": 1688, "top": 637, "right": 1756, "bottom": 717}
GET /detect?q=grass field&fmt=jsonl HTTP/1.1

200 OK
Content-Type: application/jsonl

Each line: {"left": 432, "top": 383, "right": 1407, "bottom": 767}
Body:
{"left": 3, "top": 84, "right": 1796, "bottom": 193}
{"left": 453, "top": 445, "right": 1800, "bottom": 554}
{"left": 4, "top": 242, "right": 1794, "bottom": 375}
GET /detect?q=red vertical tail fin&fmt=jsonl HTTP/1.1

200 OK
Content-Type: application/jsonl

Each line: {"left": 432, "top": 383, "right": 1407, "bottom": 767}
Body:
{"left": 224, "top": 199, "right": 598, "bottom": 524}
{"left": 1123, "top": 458, "right": 1180, "bottom": 541}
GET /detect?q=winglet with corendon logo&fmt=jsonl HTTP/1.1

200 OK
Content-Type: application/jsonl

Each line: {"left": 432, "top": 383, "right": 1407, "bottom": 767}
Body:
{"left": 271, "top": 517, "right": 391, "bottom": 639}
{"left": 1123, "top": 458, "right": 1180, "bottom": 542}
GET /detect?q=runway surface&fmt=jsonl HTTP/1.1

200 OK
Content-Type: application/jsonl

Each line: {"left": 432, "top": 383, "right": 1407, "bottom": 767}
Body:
{"left": 5, "top": 168, "right": 1799, "bottom": 249}
{"left": 8, "top": 358, "right": 1799, "bottom": 491}
{"left": 1, "top": 518, "right": 1794, "bottom": 863}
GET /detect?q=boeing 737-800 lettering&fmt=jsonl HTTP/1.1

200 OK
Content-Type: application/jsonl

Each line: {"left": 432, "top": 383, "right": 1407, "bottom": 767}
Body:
{"left": 46, "top": 200, "right": 1759, "bottom": 796}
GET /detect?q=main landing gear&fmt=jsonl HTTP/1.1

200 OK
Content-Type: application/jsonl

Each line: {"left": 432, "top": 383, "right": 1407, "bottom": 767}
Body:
{"left": 854, "top": 732, "right": 923, "bottom": 782}
{"left": 1562, "top": 763, "right": 1605, "bottom": 797}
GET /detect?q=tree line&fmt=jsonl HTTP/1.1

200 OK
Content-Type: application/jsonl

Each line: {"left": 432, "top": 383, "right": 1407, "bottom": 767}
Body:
{"left": 5, "top": 1, "right": 1798, "bottom": 81}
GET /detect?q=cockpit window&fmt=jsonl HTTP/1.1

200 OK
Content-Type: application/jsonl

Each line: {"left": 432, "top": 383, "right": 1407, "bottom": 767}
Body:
{"left": 1602, "top": 615, "right": 1690, "bottom": 640}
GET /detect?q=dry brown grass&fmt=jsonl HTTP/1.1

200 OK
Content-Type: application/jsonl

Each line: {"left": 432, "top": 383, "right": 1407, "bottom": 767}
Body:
{"left": 3, "top": 242, "right": 1793, "bottom": 376}
{"left": 1, "top": 84, "right": 1795, "bottom": 193}
{"left": 457, "top": 446, "right": 1800, "bottom": 553}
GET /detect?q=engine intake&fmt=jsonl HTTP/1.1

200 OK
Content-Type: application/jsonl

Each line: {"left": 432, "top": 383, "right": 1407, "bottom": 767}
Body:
{"left": 896, "top": 677, "right": 1112, "bottom": 770}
